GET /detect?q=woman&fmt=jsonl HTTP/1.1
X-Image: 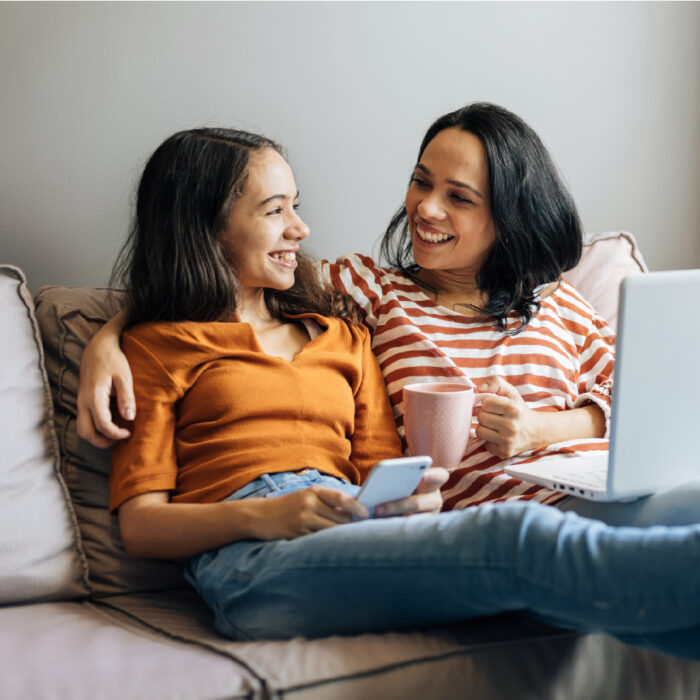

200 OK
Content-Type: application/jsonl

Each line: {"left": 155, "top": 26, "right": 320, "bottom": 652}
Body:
{"left": 76, "top": 121, "right": 700, "bottom": 660}
{"left": 321, "top": 103, "right": 698, "bottom": 528}
{"left": 323, "top": 104, "right": 613, "bottom": 513}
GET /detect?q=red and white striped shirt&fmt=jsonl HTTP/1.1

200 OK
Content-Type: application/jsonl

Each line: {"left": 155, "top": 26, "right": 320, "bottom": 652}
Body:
{"left": 324, "top": 254, "right": 615, "bottom": 510}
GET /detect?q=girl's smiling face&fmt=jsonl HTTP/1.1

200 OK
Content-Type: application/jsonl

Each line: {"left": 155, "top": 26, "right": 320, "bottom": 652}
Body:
{"left": 220, "top": 148, "right": 309, "bottom": 292}
{"left": 405, "top": 127, "right": 497, "bottom": 276}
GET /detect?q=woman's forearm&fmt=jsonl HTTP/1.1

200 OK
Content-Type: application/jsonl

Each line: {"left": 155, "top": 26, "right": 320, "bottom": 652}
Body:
{"left": 534, "top": 404, "right": 606, "bottom": 446}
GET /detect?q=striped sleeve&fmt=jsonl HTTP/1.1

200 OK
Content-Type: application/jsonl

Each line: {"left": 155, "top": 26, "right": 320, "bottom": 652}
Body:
{"left": 557, "top": 282, "right": 615, "bottom": 436}
{"left": 321, "top": 254, "right": 385, "bottom": 331}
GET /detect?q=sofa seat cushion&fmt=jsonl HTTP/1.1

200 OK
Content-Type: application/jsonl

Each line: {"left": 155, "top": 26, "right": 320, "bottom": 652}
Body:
{"left": 0, "top": 265, "right": 89, "bottom": 603}
{"left": 0, "top": 601, "right": 255, "bottom": 700}
{"left": 94, "top": 590, "right": 700, "bottom": 700}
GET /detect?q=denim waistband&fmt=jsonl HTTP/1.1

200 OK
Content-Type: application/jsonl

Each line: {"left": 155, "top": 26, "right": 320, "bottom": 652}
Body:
{"left": 227, "top": 470, "right": 360, "bottom": 501}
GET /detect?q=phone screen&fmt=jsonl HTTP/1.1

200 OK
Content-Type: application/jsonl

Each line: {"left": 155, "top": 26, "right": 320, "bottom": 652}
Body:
{"left": 356, "top": 456, "right": 431, "bottom": 517}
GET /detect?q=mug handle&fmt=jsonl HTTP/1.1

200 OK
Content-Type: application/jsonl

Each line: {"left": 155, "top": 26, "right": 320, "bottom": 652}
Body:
{"left": 470, "top": 392, "right": 498, "bottom": 432}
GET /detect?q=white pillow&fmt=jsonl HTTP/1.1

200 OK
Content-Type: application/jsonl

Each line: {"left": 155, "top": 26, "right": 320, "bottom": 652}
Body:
{"left": 0, "top": 265, "right": 89, "bottom": 603}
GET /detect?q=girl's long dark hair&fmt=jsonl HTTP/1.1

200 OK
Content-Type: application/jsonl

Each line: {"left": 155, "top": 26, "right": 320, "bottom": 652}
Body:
{"left": 380, "top": 102, "right": 583, "bottom": 333}
{"left": 114, "top": 128, "right": 357, "bottom": 328}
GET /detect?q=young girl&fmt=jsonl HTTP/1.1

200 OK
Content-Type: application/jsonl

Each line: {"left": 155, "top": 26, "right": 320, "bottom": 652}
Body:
{"left": 100, "top": 126, "right": 699, "bottom": 659}
{"left": 109, "top": 128, "right": 444, "bottom": 561}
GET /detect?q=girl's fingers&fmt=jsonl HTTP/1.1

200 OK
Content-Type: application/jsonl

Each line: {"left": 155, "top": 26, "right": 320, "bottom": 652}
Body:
{"left": 374, "top": 469, "right": 447, "bottom": 516}
{"left": 414, "top": 467, "right": 449, "bottom": 493}
{"left": 375, "top": 489, "right": 443, "bottom": 516}
{"left": 311, "top": 487, "right": 368, "bottom": 521}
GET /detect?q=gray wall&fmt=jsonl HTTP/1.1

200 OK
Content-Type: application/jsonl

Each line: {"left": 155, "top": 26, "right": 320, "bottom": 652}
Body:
{"left": 2, "top": 1, "right": 699, "bottom": 291}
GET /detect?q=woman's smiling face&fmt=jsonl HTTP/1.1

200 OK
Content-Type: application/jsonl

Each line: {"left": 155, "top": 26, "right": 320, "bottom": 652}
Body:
{"left": 405, "top": 127, "right": 497, "bottom": 276}
{"left": 220, "top": 147, "right": 310, "bottom": 292}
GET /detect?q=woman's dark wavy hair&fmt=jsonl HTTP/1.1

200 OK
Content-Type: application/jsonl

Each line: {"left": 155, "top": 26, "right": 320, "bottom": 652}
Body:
{"left": 113, "top": 128, "right": 356, "bottom": 328}
{"left": 380, "top": 102, "right": 583, "bottom": 333}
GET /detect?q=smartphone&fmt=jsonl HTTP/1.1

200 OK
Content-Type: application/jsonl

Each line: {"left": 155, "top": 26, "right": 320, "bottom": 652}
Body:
{"left": 356, "top": 456, "right": 432, "bottom": 517}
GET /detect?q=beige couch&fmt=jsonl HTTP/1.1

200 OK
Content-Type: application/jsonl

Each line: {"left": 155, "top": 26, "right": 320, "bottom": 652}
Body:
{"left": 2, "top": 232, "right": 699, "bottom": 699}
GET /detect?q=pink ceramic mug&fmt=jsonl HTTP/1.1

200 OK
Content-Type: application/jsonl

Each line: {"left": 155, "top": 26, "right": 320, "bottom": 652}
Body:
{"left": 403, "top": 382, "right": 487, "bottom": 470}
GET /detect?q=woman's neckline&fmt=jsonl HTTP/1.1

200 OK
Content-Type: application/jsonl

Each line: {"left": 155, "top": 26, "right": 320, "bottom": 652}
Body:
{"left": 401, "top": 274, "right": 494, "bottom": 320}
{"left": 397, "top": 271, "right": 560, "bottom": 321}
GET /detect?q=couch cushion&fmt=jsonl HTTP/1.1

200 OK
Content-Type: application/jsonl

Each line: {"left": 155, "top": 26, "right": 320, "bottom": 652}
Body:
{"left": 0, "top": 601, "right": 256, "bottom": 700}
{"left": 0, "top": 265, "right": 89, "bottom": 603}
{"left": 563, "top": 231, "right": 648, "bottom": 331}
{"left": 34, "top": 285, "right": 185, "bottom": 596}
{"left": 96, "top": 590, "right": 700, "bottom": 700}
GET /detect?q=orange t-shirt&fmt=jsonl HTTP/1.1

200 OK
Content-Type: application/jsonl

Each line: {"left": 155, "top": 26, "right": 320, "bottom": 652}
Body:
{"left": 109, "top": 313, "right": 403, "bottom": 512}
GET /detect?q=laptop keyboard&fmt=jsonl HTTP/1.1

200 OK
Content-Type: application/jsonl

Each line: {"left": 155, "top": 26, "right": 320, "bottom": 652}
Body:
{"left": 551, "top": 460, "right": 608, "bottom": 491}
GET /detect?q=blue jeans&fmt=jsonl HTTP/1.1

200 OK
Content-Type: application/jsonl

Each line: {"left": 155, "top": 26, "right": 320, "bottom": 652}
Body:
{"left": 556, "top": 478, "right": 700, "bottom": 526}
{"left": 186, "top": 471, "right": 700, "bottom": 658}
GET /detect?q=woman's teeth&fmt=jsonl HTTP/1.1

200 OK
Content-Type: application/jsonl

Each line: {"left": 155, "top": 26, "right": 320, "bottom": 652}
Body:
{"left": 269, "top": 252, "right": 296, "bottom": 263}
{"left": 416, "top": 225, "right": 453, "bottom": 244}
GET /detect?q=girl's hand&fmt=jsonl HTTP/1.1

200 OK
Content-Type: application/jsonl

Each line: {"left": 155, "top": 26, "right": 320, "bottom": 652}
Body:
{"left": 373, "top": 467, "right": 448, "bottom": 517}
{"left": 77, "top": 317, "right": 135, "bottom": 448}
{"left": 474, "top": 377, "right": 545, "bottom": 459}
{"left": 251, "top": 486, "right": 370, "bottom": 540}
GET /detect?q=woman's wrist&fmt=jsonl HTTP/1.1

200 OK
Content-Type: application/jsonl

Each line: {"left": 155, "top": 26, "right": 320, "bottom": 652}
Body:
{"left": 98, "top": 311, "right": 126, "bottom": 346}
{"left": 82, "top": 315, "right": 124, "bottom": 366}
{"left": 534, "top": 404, "right": 606, "bottom": 447}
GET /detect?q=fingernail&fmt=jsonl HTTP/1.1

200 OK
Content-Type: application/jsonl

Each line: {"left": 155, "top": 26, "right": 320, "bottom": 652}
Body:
{"left": 124, "top": 407, "right": 135, "bottom": 421}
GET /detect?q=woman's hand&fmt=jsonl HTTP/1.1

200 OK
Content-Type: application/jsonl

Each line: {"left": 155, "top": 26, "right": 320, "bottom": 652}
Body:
{"left": 474, "top": 377, "right": 546, "bottom": 459}
{"left": 373, "top": 467, "right": 448, "bottom": 517}
{"left": 474, "top": 377, "right": 606, "bottom": 458}
{"left": 250, "top": 486, "right": 370, "bottom": 540}
{"left": 77, "top": 315, "right": 135, "bottom": 448}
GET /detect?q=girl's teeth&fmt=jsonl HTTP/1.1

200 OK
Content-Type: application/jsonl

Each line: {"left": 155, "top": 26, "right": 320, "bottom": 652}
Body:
{"left": 417, "top": 226, "right": 453, "bottom": 243}
{"left": 270, "top": 252, "right": 296, "bottom": 262}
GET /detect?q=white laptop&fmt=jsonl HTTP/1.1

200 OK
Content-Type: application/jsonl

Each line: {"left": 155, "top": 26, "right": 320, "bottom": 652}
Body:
{"left": 505, "top": 269, "right": 700, "bottom": 502}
